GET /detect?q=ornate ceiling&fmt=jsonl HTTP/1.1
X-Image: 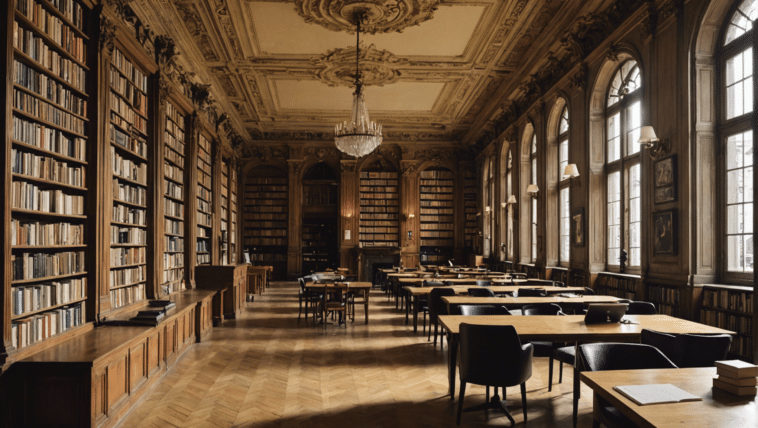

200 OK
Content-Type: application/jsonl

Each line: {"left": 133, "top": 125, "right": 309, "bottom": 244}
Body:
{"left": 129, "top": 0, "right": 644, "bottom": 149}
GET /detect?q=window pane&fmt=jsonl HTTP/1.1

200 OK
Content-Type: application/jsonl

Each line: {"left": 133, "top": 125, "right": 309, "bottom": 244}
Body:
{"left": 560, "top": 138, "right": 568, "bottom": 178}
{"left": 532, "top": 199, "right": 538, "bottom": 261}
{"left": 608, "top": 113, "right": 621, "bottom": 162}
{"left": 531, "top": 135, "right": 537, "bottom": 154}
{"left": 627, "top": 101, "right": 641, "bottom": 156}
{"left": 628, "top": 163, "right": 641, "bottom": 267}
{"left": 726, "top": 0, "right": 758, "bottom": 45}
{"left": 725, "top": 49, "right": 753, "bottom": 120}
{"left": 607, "top": 171, "right": 621, "bottom": 265}
{"left": 726, "top": 130, "right": 754, "bottom": 273}
{"left": 559, "top": 106, "right": 569, "bottom": 134}
{"left": 560, "top": 188, "right": 570, "bottom": 263}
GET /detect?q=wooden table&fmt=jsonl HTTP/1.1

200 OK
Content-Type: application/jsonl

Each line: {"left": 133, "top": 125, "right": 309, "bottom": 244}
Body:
{"left": 437, "top": 315, "right": 734, "bottom": 403}
{"left": 397, "top": 277, "right": 523, "bottom": 286}
{"left": 403, "top": 285, "right": 584, "bottom": 332}
{"left": 442, "top": 295, "right": 623, "bottom": 315}
{"left": 581, "top": 367, "right": 757, "bottom": 428}
{"left": 305, "top": 281, "right": 372, "bottom": 324}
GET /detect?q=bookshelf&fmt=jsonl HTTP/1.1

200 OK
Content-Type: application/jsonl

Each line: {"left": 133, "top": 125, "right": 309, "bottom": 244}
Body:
{"left": 230, "top": 163, "right": 238, "bottom": 264}
{"left": 220, "top": 159, "right": 229, "bottom": 264}
{"left": 196, "top": 133, "right": 212, "bottom": 265}
{"left": 419, "top": 167, "right": 454, "bottom": 264}
{"left": 359, "top": 169, "right": 399, "bottom": 248}
{"left": 162, "top": 101, "right": 186, "bottom": 294}
{"left": 108, "top": 46, "right": 149, "bottom": 311}
{"left": 463, "top": 168, "right": 477, "bottom": 251}
{"left": 302, "top": 218, "right": 337, "bottom": 273}
{"left": 595, "top": 273, "right": 639, "bottom": 300}
{"left": 647, "top": 283, "right": 681, "bottom": 317}
{"left": 302, "top": 162, "right": 339, "bottom": 273}
{"left": 244, "top": 165, "right": 287, "bottom": 279}
{"left": 700, "top": 285, "right": 753, "bottom": 360}
{"left": 7, "top": 0, "right": 91, "bottom": 353}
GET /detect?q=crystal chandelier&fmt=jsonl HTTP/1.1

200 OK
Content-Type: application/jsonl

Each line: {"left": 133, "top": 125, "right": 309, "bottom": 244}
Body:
{"left": 334, "top": 11, "right": 382, "bottom": 158}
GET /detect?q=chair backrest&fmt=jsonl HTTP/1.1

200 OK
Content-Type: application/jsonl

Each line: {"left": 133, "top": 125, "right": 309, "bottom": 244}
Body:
{"left": 625, "top": 301, "right": 657, "bottom": 315}
{"left": 523, "top": 279, "right": 555, "bottom": 287}
{"left": 553, "top": 281, "right": 566, "bottom": 288}
{"left": 459, "top": 305, "right": 511, "bottom": 316}
{"left": 677, "top": 334, "right": 733, "bottom": 368}
{"left": 582, "top": 287, "right": 595, "bottom": 295}
{"left": 640, "top": 329, "right": 679, "bottom": 363}
{"left": 467, "top": 288, "right": 496, "bottom": 297}
{"left": 428, "top": 288, "right": 457, "bottom": 321}
{"left": 298, "top": 277, "right": 306, "bottom": 291}
{"left": 522, "top": 303, "right": 563, "bottom": 316}
{"left": 578, "top": 343, "right": 677, "bottom": 372}
{"left": 476, "top": 280, "right": 492, "bottom": 287}
{"left": 443, "top": 280, "right": 455, "bottom": 286}
{"left": 510, "top": 273, "right": 528, "bottom": 279}
{"left": 459, "top": 323, "right": 533, "bottom": 387}
{"left": 517, "top": 287, "right": 548, "bottom": 297}
{"left": 423, "top": 280, "right": 445, "bottom": 287}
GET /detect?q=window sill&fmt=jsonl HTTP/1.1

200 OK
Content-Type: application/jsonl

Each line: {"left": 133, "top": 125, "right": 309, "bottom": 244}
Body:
{"left": 700, "top": 284, "right": 753, "bottom": 293}
{"left": 597, "top": 271, "right": 641, "bottom": 280}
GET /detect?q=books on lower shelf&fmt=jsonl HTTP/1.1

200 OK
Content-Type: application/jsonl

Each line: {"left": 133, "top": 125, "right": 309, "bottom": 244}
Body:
{"left": 612, "top": 384, "right": 702, "bottom": 405}
{"left": 11, "top": 301, "right": 85, "bottom": 351}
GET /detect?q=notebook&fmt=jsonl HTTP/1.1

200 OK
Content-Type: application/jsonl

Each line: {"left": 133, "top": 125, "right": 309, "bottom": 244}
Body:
{"left": 613, "top": 384, "right": 702, "bottom": 406}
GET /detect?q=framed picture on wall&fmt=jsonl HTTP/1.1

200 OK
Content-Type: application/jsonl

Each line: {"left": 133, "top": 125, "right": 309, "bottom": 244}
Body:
{"left": 653, "top": 209, "right": 677, "bottom": 255}
{"left": 572, "top": 208, "right": 585, "bottom": 247}
{"left": 654, "top": 155, "right": 677, "bottom": 204}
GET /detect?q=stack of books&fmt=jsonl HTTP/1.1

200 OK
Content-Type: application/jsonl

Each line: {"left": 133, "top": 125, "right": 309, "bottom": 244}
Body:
{"left": 713, "top": 360, "right": 758, "bottom": 396}
{"left": 128, "top": 300, "right": 176, "bottom": 325}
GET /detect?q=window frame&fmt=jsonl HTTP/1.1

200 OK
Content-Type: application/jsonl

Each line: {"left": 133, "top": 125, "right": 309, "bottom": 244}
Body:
{"left": 558, "top": 105, "right": 570, "bottom": 267}
{"left": 531, "top": 134, "right": 538, "bottom": 263}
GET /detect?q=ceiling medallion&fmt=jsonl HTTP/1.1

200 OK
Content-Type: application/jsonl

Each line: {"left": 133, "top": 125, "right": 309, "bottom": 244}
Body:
{"left": 313, "top": 43, "right": 403, "bottom": 87}
{"left": 295, "top": 0, "right": 439, "bottom": 34}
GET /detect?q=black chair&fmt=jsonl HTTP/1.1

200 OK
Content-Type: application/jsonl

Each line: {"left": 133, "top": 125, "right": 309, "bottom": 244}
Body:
{"left": 641, "top": 329, "right": 732, "bottom": 368}
{"left": 523, "top": 279, "right": 555, "bottom": 287}
{"left": 410, "top": 283, "right": 430, "bottom": 333}
{"left": 576, "top": 343, "right": 677, "bottom": 428}
{"left": 475, "top": 280, "right": 492, "bottom": 287}
{"left": 521, "top": 303, "right": 565, "bottom": 392}
{"left": 582, "top": 287, "right": 595, "bottom": 295}
{"left": 517, "top": 287, "right": 548, "bottom": 297}
{"left": 428, "top": 288, "right": 457, "bottom": 348}
{"left": 467, "top": 288, "right": 496, "bottom": 297}
{"left": 459, "top": 305, "right": 511, "bottom": 316}
{"left": 443, "top": 280, "right": 456, "bottom": 286}
{"left": 423, "top": 280, "right": 445, "bottom": 287}
{"left": 298, "top": 276, "right": 321, "bottom": 321}
{"left": 457, "top": 324, "right": 533, "bottom": 426}
{"left": 625, "top": 301, "right": 657, "bottom": 315}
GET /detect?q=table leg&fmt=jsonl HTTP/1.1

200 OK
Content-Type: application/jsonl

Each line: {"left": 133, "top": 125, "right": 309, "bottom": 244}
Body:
{"left": 449, "top": 332, "right": 458, "bottom": 400}
{"left": 412, "top": 296, "right": 420, "bottom": 332}
{"left": 573, "top": 341, "right": 580, "bottom": 428}
{"left": 364, "top": 289, "right": 369, "bottom": 325}
{"left": 405, "top": 292, "right": 410, "bottom": 325}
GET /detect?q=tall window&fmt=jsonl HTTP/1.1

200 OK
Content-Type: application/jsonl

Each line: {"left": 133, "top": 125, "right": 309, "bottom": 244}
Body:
{"left": 531, "top": 134, "right": 538, "bottom": 262}
{"left": 606, "top": 60, "right": 642, "bottom": 271}
{"left": 558, "top": 106, "right": 570, "bottom": 266}
{"left": 721, "top": 0, "right": 757, "bottom": 276}
{"left": 506, "top": 150, "right": 514, "bottom": 260}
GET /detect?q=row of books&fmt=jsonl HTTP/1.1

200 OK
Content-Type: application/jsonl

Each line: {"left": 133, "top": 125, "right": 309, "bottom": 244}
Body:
{"left": 420, "top": 186, "right": 453, "bottom": 193}
{"left": 12, "top": 148, "right": 85, "bottom": 187}
{"left": 112, "top": 148, "right": 146, "bottom": 184}
{"left": 109, "top": 265, "right": 144, "bottom": 288}
{"left": 360, "top": 241, "right": 399, "bottom": 247}
{"left": 110, "top": 246, "right": 145, "bottom": 267}
{"left": 11, "top": 181, "right": 84, "bottom": 214}
{"left": 110, "top": 284, "right": 145, "bottom": 308}
{"left": 197, "top": 226, "right": 208, "bottom": 238}
{"left": 11, "top": 218, "right": 83, "bottom": 246}
{"left": 165, "top": 180, "right": 183, "bottom": 199}
{"left": 249, "top": 253, "right": 286, "bottom": 262}
{"left": 244, "top": 221, "right": 286, "bottom": 228}
{"left": 164, "top": 251, "right": 184, "bottom": 268}
{"left": 112, "top": 203, "right": 145, "bottom": 226}
{"left": 244, "top": 206, "right": 287, "bottom": 214}
{"left": 360, "top": 186, "right": 398, "bottom": 192}
{"left": 111, "top": 49, "right": 147, "bottom": 93}
{"left": 13, "top": 23, "right": 87, "bottom": 92}
{"left": 110, "top": 125, "right": 147, "bottom": 157}
{"left": 247, "top": 177, "right": 287, "bottom": 185}
{"left": 111, "top": 226, "right": 146, "bottom": 245}
{"left": 196, "top": 211, "right": 211, "bottom": 227}
{"left": 196, "top": 238, "right": 209, "bottom": 252}
{"left": 597, "top": 274, "right": 639, "bottom": 291}
{"left": 245, "top": 237, "right": 287, "bottom": 246}
{"left": 360, "top": 206, "right": 399, "bottom": 213}
{"left": 421, "top": 223, "right": 454, "bottom": 230}
{"left": 243, "top": 213, "right": 287, "bottom": 220}
{"left": 13, "top": 116, "right": 86, "bottom": 160}
{"left": 17, "top": 0, "right": 86, "bottom": 31}
{"left": 14, "top": 60, "right": 87, "bottom": 116}
{"left": 14, "top": 89, "right": 86, "bottom": 135}
{"left": 419, "top": 239, "right": 453, "bottom": 246}
{"left": 647, "top": 285, "right": 681, "bottom": 306}
{"left": 163, "top": 267, "right": 185, "bottom": 284}
{"left": 420, "top": 195, "right": 454, "bottom": 202}
{"left": 164, "top": 200, "right": 183, "bottom": 219}
{"left": 420, "top": 231, "right": 454, "bottom": 238}
{"left": 12, "top": 277, "right": 85, "bottom": 316}
{"left": 700, "top": 310, "right": 753, "bottom": 335}
{"left": 113, "top": 180, "right": 146, "bottom": 206}
{"left": 15, "top": 0, "right": 86, "bottom": 61}
{"left": 360, "top": 172, "right": 397, "bottom": 179}
{"left": 12, "top": 301, "right": 84, "bottom": 350}
{"left": 248, "top": 229, "right": 287, "bottom": 237}
{"left": 419, "top": 180, "right": 454, "bottom": 186}
{"left": 421, "top": 207, "right": 453, "bottom": 215}
{"left": 360, "top": 194, "right": 399, "bottom": 201}
{"left": 420, "top": 214, "right": 454, "bottom": 222}
{"left": 246, "top": 185, "right": 287, "bottom": 192}
{"left": 12, "top": 250, "right": 84, "bottom": 281}
{"left": 358, "top": 233, "right": 397, "bottom": 241}
{"left": 419, "top": 170, "right": 454, "bottom": 179}
{"left": 702, "top": 287, "right": 753, "bottom": 314}
{"left": 197, "top": 198, "right": 211, "bottom": 213}
{"left": 164, "top": 145, "right": 184, "bottom": 168}
{"left": 166, "top": 103, "right": 184, "bottom": 127}
{"left": 359, "top": 227, "right": 398, "bottom": 233}
{"left": 197, "top": 253, "right": 210, "bottom": 265}
{"left": 596, "top": 286, "right": 636, "bottom": 300}
{"left": 164, "top": 126, "right": 185, "bottom": 151}
{"left": 420, "top": 254, "right": 450, "bottom": 262}
{"left": 245, "top": 192, "right": 287, "bottom": 199}
{"left": 166, "top": 236, "right": 184, "bottom": 252}
{"left": 165, "top": 218, "right": 183, "bottom": 235}
{"left": 359, "top": 220, "right": 398, "bottom": 227}
{"left": 303, "top": 192, "right": 337, "bottom": 205}
{"left": 164, "top": 162, "right": 183, "bottom": 183}
{"left": 110, "top": 91, "right": 146, "bottom": 134}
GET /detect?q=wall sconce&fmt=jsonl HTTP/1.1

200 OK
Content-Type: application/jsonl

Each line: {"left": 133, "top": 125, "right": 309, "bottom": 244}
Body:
{"left": 638, "top": 126, "right": 670, "bottom": 159}
{"left": 403, "top": 213, "right": 415, "bottom": 221}
{"left": 485, "top": 206, "right": 491, "bottom": 214}
{"left": 526, "top": 184, "right": 539, "bottom": 198}
{"left": 500, "top": 202, "right": 507, "bottom": 209}
{"left": 563, "top": 163, "right": 581, "bottom": 187}
{"left": 506, "top": 195, "right": 517, "bottom": 217}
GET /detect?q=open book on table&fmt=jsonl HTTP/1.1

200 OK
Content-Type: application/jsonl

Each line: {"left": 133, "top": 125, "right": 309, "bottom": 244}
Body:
{"left": 613, "top": 384, "right": 702, "bottom": 406}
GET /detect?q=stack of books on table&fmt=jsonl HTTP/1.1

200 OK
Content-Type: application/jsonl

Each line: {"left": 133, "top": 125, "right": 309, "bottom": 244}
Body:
{"left": 128, "top": 300, "right": 176, "bottom": 325}
{"left": 713, "top": 360, "right": 758, "bottom": 396}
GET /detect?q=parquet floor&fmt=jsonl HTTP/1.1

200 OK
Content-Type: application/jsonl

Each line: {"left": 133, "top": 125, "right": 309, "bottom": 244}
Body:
{"left": 118, "top": 282, "right": 596, "bottom": 427}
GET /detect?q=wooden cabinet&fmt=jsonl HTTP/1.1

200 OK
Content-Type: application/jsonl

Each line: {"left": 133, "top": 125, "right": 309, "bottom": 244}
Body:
{"left": 195, "top": 264, "right": 247, "bottom": 320}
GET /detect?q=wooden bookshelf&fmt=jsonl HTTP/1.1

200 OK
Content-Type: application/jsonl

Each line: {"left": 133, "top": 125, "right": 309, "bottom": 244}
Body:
{"left": 700, "top": 285, "right": 753, "bottom": 360}
{"left": 196, "top": 133, "right": 212, "bottom": 265}
{"left": 647, "top": 283, "right": 681, "bottom": 317}
{"left": 594, "top": 272, "right": 640, "bottom": 300}
{"left": 5, "top": 0, "right": 92, "bottom": 355}
{"left": 230, "top": 164, "right": 238, "bottom": 264}
{"left": 302, "top": 163, "right": 339, "bottom": 273}
{"left": 419, "top": 167, "right": 454, "bottom": 264}
{"left": 220, "top": 158, "right": 229, "bottom": 264}
{"left": 302, "top": 218, "right": 337, "bottom": 273}
{"left": 244, "top": 166, "right": 287, "bottom": 279}
{"left": 359, "top": 170, "right": 399, "bottom": 248}
{"left": 162, "top": 101, "right": 186, "bottom": 294}
{"left": 463, "top": 168, "right": 477, "bottom": 251}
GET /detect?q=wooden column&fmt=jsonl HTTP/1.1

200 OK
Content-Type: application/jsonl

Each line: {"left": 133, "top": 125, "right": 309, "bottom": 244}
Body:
{"left": 185, "top": 114, "right": 200, "bottom": 287}
{"left": 400, "top": 161, "right": 420, "bottom": 267}
{"left": 287, "top": 160, "right": 302, "bottom": 278}
{"left": 211, "top": 143, "right": 222, "bottom": 265}
{"left": 339, "top": 160, "right": 358, "bottom": 272}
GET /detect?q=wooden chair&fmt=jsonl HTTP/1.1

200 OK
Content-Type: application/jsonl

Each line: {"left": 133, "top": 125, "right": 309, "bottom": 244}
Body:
{"left": 323, "top": 286, "right": 347, "bottom": 327}
{"left": 428, "top": 288, "right": 456, "bottom": 348}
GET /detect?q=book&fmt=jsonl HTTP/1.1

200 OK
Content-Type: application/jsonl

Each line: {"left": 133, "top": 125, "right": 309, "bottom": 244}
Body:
{"left": 714, "top": 375, "right": 758, "bottom": 387}
{"left": 612, "top": 384, "right": 702, "bottom": 406}
{"left": 712, "top": 378, "right": 758, "bottom": 396}
{"left": 715, "top": 360, "right": 758, "bottom": 378}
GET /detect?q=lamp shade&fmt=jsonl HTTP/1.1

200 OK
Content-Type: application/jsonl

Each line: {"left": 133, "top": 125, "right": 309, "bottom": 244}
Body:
{"left": 526, "top": 184, "right": 539, "bottom": 195}
{"left": 507, "top": 195, "right": 517, "bottom": 204}
{"left": 638, "top": 126, "right": 659, "bottom": 144}
{"left": 563, "top": 163, "right": 580, "bottom": 178}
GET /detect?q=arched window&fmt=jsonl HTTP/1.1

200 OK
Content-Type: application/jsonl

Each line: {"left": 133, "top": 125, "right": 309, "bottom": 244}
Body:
{"left": 721, "top": 0, "right": 757, "bottom": 277}
{"left": 506, "top": 149, "right": 514, "bottom": 260}
{"left": 482, "top": 159, "right": 491, "bottom": 257}
{"left": 606, "top": 59, "right": 642, "bottom": 271}
{"left": 558, "top": 106, "right": 570, "bottom": 266}
{"left": 531, "top": 133, "right": 538, "bottom": 262}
